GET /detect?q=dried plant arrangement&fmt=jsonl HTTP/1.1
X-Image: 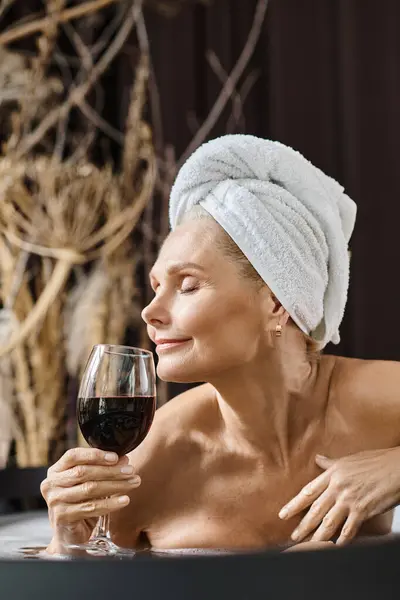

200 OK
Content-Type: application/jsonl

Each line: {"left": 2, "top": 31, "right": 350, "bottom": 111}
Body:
{"left": 0, "top": 0, "right": 269, "bottom": 468}
{"left": 0, "top": 1, "right": 155, "bottom": 467}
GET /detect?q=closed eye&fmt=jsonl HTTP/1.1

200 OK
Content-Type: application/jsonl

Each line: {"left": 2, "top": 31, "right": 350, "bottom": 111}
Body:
{"left": 150, "top": 273, "right": 202, "bottom": 295}
{"left": 179, "top": 275, "right": 200, "bottom": 294}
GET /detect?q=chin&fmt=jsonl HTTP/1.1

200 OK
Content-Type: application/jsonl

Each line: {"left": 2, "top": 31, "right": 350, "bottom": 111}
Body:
{"left": 156, "top": 360, "right": 206, "bottom": 384}
{"left": 156, "top": 368, "right": 202, "bottom": 384}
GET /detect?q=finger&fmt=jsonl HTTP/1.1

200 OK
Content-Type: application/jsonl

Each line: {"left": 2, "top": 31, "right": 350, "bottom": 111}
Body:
{"left": 290, "top": 489, "right": 335, "bottom": 543}
{"left": 336, "top": 513, "right": 363, "bottom": 546}
{"left": 49, "top": 448, "right": 128, "bottom": 474}
{"left": 279, "top": 471, "right": 330, "bottom": 520}
{"left": 47, "top": 477, "right": 141, "bottom": 505}
{"left": 311, "top": 504, "right": 348, "bottom": 542}
{"left": 48, "top": 463, "right": 137, "bottom": 488}
{"left": 53, "top": 495, "right": 131, "bottom": 526}
{"left": 315, "top": 455, "right": 335, "bottom": 470}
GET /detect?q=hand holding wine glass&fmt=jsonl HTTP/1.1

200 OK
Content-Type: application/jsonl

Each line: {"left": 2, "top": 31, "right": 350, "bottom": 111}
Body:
{"left": 42, "top": 448, "right": 141, "bottom": 554}
{"left": 41, "top": 345, "right": 156, "bottom": 557}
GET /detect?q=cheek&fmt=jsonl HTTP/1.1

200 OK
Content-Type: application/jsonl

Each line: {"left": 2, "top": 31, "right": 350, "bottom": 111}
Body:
{"left": 208, "top": 310, "right": 262, "bottom": 359}
{"left": 179, "top": 294, "right": 262, "bottom": 356}
{"left": 177, "top": 299, "right": 215, "bottom": 333}
{"left": 164, "top": 291, "right": 221, "bottom": 336}
{"left": 173, "top": 293, "right": 242, "bottom": 335}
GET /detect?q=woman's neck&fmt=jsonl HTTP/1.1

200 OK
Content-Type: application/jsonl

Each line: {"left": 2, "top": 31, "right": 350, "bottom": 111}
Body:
{"left": 209, "top": 344, "right": 324, "bottom": 468}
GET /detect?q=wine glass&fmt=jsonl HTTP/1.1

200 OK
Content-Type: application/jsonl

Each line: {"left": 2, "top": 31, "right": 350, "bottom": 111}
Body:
{"left": 72, "top": 344, "right": 156, "bottom": 557}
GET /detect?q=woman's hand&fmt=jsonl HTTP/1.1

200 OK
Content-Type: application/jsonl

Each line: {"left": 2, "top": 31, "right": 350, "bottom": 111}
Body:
{"left": 279, "top": 448, "right": 400, "bottom": 545}
{"left": 41, "top": 448, "right": 141, "bottom": 552}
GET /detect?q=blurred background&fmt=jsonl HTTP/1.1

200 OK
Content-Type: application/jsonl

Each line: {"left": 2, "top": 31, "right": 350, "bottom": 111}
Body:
{"left": 0, "top": 0, "right": 399, "bottom": 512}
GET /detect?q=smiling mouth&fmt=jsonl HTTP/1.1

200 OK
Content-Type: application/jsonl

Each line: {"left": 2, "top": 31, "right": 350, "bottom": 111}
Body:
{"left": 156, "top": 340, "right": 191, "bottom": 353}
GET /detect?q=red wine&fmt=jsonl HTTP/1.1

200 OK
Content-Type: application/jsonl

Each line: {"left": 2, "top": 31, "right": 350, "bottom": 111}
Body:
{"left": 78, "top": 396, "right": 156, "bottom": 455}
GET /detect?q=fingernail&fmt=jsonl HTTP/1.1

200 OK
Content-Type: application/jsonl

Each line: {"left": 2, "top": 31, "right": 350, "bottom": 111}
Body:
{"left": 279, "top": 508, "right": 288, "bottom": 519}
{"left": 129, "top": 476, "right": 141, "bottom": 485}
{"left": 121, "top": 465, "right": 134, "bottom": 474}
{"left": 118, "top": 495, "right": 130, "bottom": 504}
{"left": 105, "top": 453, "right": 118, "bottom": 462}
{"left": 291, "top": 530, "right": 299, "bottom": 541}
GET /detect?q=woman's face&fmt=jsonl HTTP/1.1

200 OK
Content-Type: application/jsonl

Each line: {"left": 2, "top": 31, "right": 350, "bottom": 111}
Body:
{"left": 141, "top": 219, "right": 268, "bottom": 383}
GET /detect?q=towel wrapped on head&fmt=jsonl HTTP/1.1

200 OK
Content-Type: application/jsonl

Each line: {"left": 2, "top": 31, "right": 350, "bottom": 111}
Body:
{"left": 169, "top": 135, "right": 357, "bottom": 348}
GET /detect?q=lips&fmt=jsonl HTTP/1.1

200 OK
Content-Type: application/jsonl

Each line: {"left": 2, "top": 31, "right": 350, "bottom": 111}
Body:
{"left": 155, "top": 338, "right": 191, "bottom": 353}
{"left": 155, "top": 338, "right": 190, "bottom": 345}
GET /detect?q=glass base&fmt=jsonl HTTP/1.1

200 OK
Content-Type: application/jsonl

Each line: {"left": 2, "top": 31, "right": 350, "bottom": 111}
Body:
{"left": 67, "top": 536, "right": 135, "bottom": 558}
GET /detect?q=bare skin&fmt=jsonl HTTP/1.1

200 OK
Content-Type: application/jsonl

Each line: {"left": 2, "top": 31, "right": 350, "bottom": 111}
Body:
{"left": 110, "top": 359, "right": 399, "bottom": 551}
{"left": 42, "top": 219, "right": 400, "bottom": 554}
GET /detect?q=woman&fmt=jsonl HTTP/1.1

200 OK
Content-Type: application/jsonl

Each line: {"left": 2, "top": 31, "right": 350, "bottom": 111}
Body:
{"left": 42, "top": 136, "right": 400, "bottom": 554}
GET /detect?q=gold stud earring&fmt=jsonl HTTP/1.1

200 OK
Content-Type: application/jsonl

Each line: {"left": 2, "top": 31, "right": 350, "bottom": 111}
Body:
{"left": 275, "top": 324, "right": 282, "bottom": 337}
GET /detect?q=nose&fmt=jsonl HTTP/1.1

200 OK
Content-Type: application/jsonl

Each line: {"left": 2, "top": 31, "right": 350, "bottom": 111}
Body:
{"left": 141, "top": 295, "right": 170, "bottom": 327}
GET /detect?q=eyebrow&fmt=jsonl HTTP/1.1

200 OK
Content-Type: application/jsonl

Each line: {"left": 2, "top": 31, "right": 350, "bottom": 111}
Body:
{"left": 149, "top": 261, "right": 205, "bottom": 281}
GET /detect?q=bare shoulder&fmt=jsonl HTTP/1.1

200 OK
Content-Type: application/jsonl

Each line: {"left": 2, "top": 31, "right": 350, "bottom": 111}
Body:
{"left": 128, "top": 382, "right": 216, "bottom": 472}
{"left": 334, "top": 355, "right": 400, "bottom": 401}
{"left": 332, "top": 355, "right": 400, "bottom": 444}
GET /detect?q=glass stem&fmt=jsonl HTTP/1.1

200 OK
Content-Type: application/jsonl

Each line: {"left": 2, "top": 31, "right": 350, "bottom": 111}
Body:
{"left": 92, "top": 512, "right": 111, "bottom": 540}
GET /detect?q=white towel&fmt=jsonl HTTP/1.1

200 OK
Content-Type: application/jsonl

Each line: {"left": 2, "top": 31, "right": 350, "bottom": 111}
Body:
{"left": 169, "top": 135, "right": 357, "bottom": 347}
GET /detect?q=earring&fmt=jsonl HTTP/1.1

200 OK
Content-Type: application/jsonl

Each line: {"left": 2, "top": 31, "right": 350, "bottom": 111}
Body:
{"left": 275, "top": 324, "right": 282, "bottom": 337}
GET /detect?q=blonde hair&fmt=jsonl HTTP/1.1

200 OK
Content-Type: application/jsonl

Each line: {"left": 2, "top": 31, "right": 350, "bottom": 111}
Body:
{"left": 181, "top": 205, "right": 322, "bottom": 361}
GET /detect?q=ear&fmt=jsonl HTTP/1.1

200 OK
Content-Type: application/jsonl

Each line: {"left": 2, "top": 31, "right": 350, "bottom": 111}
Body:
{"left": 264, "top": 286, "right": 290, "bottom": 327}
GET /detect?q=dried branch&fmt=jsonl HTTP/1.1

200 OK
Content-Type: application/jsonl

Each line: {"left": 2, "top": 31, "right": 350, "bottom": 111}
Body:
{"left": 0, "top": 259, "right": 72, "bottom": 358}
{"left": 63, "top": 21, "right": 125, "bottom": 145}
{"left": 159, "top": 144, "right": 176, "bottom": 242}
{"left": 207, "top": 50, "right": 260, "bottom": 134}
{"left": 90, "top": 3, "right": 127, "bottom": 58}
{"left": 136, "top": 10, "right": 164, "bottom": 152}
{"left": 135, "top": 12, "right": 161, "bottom": 305}
{"left": 64, "top": 266, "right": 109, "bottom": 377}
{"left": 178, "top": 0, "right": 269, "bottom": 166}
{"left": 0, "top": 0, "right": 119, "bottom": 46}
{"left": 90, "top": 154, "right": 156, "bottom": 260}
{"left": 13, "top": 0, "right": 143, "bottom": 159}
{"left": 66, "top": 128, "right": 96, "bottom": 164}
{"left": 78, "top": 100, "right": 125, "bottom": 145}
{"left": 3, "top": 250, "right": 30, "bottom": 311}
{"left": 13, "top": 343, "right": 41, "bottom": 466}
{"left": 122, "top": 52, "right": 150, "bottom": 194}
{"left": 0, "top": 311, "right": 17, "bottom": 467}
{"left": 0, "top": 0, "right": 15, "bottom": 23}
